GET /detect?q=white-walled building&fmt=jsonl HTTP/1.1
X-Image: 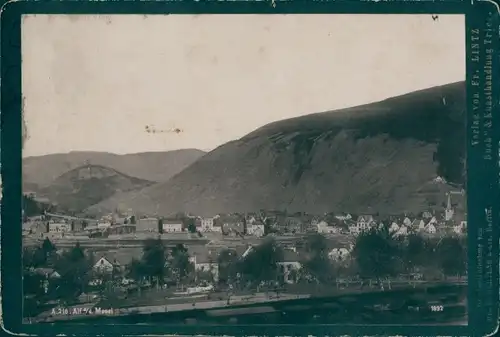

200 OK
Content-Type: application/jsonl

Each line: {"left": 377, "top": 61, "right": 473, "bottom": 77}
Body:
{"left": 162, "top": 220, "right": 183, "bottom": 233}
{"left": 93, "top": 257, "right": 115, "bottom": 274}
{"left": 328, "top": 248, "right": 350, "bottom": 262}
{"left": 394, "top": 225, "right": 409, "bottom": 237}
{"left": 247, "top": 223, "right": 265, "bottom": 237}
{"left": 97, "top": 222, "right": 112, "bottom": 230}
{"left": 189, "top": 251, "right": 219, "bottom": 281}
{"left": 198, "top": 217, "right": 217, "bottom": 232}
{"left": 425, "top": 223, "right": 437, "bottom": 234}
{"left": 48, "top": 223, "right": 71, "bottom": 233}
{"left": 317, "top": 221, "right": 339, "bottom": 234}
{"left": 389, "top": 222, "right": 400, "bottom": 233}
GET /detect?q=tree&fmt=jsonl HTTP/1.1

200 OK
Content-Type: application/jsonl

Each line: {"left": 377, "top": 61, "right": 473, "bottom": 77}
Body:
{"left": 23, "top": 246, "right": 44, "bottom": 269}
{"left": 172, "top": 243, "right": 188, "bottom": 256}
{"left": 23, "top": 270, "right": 45, "bottom": 297}
{"left": 238, "top": 238, "right": 283, "bottom": 286}
{"left": 352, "top": 227, "right": 402, "bottom": 288}
{"left": 54, "top": 243, "right": 93, "bottom": 304}
{"left": 126, "top": 258, "right": 146, "bottom": 295}
{"left": 217, "top": 248, "right": 239, "bottom": 285}
{"left": 42, "top": 237, "right": 56, "bottom": 255}
{"left": 127, "top": 258, "right": 145, "bottom": 282}
{"left": 301, "top": 233, "right": 334, "bottom": 284}
{"left": 41, "top": 238, "right": 59, "bottom": 267}
{"left": 141, "top": 238, "right": 167, "bottom": 286}
{"left": 242, "top": 216, "right": 248, "bottom": 235}
{"left": 157, "top": 218, "right": 164, "bottom": 234}
{"left": 68, "top": 242, "right": 85, "bottom": 262}
{"left": 403, "top": 234, "right": 427, "bottom": 272}
{"left": 170, "top": 244, "right": 192, "bottom": 286}
{"left": 304, "top": 233, "right": 329, "bottom": 256}
{"left": 186, "top": 218, "right": 197, "bottom": 233}
{"left": 435, "top": 237, "right": 466, "bottom": 277}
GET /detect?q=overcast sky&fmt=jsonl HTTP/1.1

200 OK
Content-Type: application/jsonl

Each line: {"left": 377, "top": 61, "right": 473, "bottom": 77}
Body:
{"left": 22, "top": 14, "right": 465, "bottom": 157}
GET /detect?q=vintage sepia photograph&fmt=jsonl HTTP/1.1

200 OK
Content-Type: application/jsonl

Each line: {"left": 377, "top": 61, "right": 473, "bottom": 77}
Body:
{"left": 21, "top": 14, "right": 467, "bottom": 325}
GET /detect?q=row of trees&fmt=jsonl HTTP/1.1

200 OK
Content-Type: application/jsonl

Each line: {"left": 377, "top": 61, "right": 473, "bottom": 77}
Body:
{"left": 24, "top": 225, "right": 467, "bottom": 315}
{"left": 352, "top": 226, "right": 467, "bottom": 284}
{"left": 214, "top": 227, "right": 467, "bottom": 290}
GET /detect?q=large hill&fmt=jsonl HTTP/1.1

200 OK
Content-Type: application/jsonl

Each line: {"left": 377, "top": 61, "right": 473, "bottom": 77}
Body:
{"left": 38, "top": 165, "right": 154, "bottom": 213}
{"left": 88, "top": 82, "right": 466, "bottom": 217}
{"left": 23, "top": 149, "right": 206, "bottom": 190}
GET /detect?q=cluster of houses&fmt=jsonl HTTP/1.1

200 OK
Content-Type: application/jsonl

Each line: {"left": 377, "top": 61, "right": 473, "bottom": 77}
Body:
{"left": 316, "top": 211, "right": 467, "bottom": 237}
{"left": 23, "top": 191, "right": 466, "bottom": 240}
{"left": 27, "top": 193, "right": 466, "bottom": 295}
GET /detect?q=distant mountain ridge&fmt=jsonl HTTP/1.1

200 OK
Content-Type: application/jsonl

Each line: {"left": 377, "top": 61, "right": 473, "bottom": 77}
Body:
{"left": 38, "top": 164, "right": 154, "bottom": 213}
{"left": 88, "top": 81, "right": 466, "bottom": 217}
{"left": 23, "top": 149, "right": 206, "bottom": 190}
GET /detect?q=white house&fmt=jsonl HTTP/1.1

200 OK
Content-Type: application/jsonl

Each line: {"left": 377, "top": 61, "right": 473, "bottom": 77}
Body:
{"left": 348, "top": 224, "right": 360, "bottom": 236}
{"left": 453, "top": 221, "right": 467, "bottom": 235}
{"left": 317, "top": 221, "right": 339, "bottom": 234}
{"left": 199, "top": 217, "right": 215, "bottom": 232}
{"left": 394, "top": 225, "right": 409, "bottom": 237}
{"left": 403, "top": 217, "right": 412, "bottom": 226}
{"left": 48, "top": 223, "right": 71, "bottom": 233}
{"left": 93, "top": 257, "right": 115, "bottom": 274}
{"left": 162, "top": 220, "right": 183, "bottom": 233}
{"left": 247, "top": 223, "right": 265, "bottom": 237}
{"left": 328, "top": 248, "right": 350, "bottom": 262}
{"left": 356, "top": 215, "right": 375, "bottom": 231}
{"left": 412, "top": 219, "right": 426, "bottom": 232}
{"left": 389, "top": 222, "right": 400, "bottom": 233}
{"left": 425, "top": 223, "right": 437, "bottom": 234}
{"left": 189, "top": 253, "right": 219, "bottom": 281}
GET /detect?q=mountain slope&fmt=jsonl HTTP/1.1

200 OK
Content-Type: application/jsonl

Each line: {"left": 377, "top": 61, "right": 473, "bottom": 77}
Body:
{"left": 23, "top": 149, "right": 206, "bottom": 189}
{"left": 89, "top": 82, "right": 466, "bottom": 217}
{"left": 39, "top": 165, "right": 154, "bottom": 213}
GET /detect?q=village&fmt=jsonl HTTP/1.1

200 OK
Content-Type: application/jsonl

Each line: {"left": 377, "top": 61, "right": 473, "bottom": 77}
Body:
{"left": 22, "top": 190, "right": 468, "bottom": 322}
{"left": 23, "top": 190, "right": 467, "bottom": 239}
